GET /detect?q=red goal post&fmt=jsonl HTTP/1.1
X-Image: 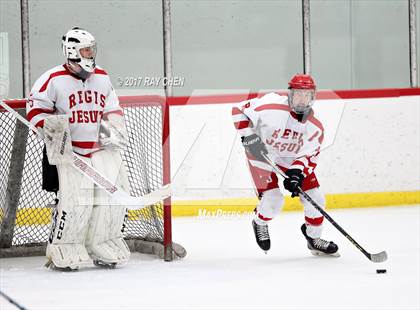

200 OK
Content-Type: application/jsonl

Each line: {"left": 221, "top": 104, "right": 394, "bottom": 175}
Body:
{"left": 0, "top": 95, "right": 178, "bottom": 261}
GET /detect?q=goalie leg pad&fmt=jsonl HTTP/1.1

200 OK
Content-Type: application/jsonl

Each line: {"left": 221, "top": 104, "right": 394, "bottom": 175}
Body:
{"left": 85, "top": 206, "right": 130, "bottom": 264}
{"left": 85, "top": 149, "right": 131, "bottom": 264}
{"left": 47, "top": 160, "right": 94, "bottom": 269}
{"left": 300, "top": 187, "right": 326, "bottom": 239}
{"left": 46, "top": 244, "right": 90, "bottom": 270}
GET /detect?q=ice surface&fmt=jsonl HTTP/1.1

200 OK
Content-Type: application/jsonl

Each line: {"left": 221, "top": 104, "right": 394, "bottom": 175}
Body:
{"left": 0, "top": 206, "right": 419, "bottom": 310}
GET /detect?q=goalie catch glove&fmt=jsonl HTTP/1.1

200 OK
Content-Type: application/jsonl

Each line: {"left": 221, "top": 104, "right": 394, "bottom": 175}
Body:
{"left": 99, "top": 114, "right": 128, "bottom": 150}
{"left": 283, "top": 169, "right": 304, "bottom": 198}
{"left": 241, "top": 133, "right": 268, "bottom": 162}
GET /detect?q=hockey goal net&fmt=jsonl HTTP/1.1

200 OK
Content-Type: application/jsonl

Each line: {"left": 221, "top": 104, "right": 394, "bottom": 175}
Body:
{"left": 0, "top": 96, "right": 181, "bottom": 261}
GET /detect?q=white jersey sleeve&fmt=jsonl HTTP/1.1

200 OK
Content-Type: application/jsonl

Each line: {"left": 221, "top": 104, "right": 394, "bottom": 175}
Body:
{"left": 231, "top": 99, "right": 257, "bottom": 137}
{"left": 27, "top": 65, "right": 64, "bottom": 128}
{"left": 100, "top": 70, "right": 123, "bottom": 118}
{"left": 232, "top": 92, "right": 285, "bottom": 137}
{"left": 232, "top": 93, "right": 285, "bottom": 137}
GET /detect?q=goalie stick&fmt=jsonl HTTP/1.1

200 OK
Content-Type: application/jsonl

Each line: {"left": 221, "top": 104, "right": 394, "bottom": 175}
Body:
{"left": 262, "top": 153, "right": 388, "bottom": 263}
{"left": 0, "top": 99, "right": 170, "bottom": 210}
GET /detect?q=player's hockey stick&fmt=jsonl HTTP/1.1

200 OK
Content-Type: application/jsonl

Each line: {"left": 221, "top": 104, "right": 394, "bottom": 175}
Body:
{"left": 0, "top": 290, "right": 28, "bottom": 310}
{"left": 262, "top": 153, "right": 388, "bottom": 263}
{"left": 0, "top": 99, "right": 170, "bottom": 209}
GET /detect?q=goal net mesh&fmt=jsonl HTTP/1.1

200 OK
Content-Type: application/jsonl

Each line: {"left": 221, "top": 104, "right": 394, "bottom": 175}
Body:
{"left": 0, "top": 99, "right": 166, "bottom": 248}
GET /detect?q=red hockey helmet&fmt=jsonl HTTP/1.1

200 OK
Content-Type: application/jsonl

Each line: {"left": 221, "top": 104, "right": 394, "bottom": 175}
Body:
{"left": 287, "top": 74, "right": 316, "bottom": 115}
{"left": 288, "top": 74, "right": 316, "bottom": 90}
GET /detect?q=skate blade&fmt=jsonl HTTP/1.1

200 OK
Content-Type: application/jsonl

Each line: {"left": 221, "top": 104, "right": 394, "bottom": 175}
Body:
{"left": 310, "top": 250, "right": 340, "bottom": 258}
{"left": 93, "top": 260, "right": 117, "bottom": 269}
{"left": 45, "top": 260, "right": 79, "bottom": 271}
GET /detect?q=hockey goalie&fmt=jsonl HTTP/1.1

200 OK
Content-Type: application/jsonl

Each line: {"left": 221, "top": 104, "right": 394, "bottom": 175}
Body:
{"left": 26, "top": 27, "right": 130, "bottom": 270}
{"left": 232, "top": 74, "right": 339, "bottom": 257}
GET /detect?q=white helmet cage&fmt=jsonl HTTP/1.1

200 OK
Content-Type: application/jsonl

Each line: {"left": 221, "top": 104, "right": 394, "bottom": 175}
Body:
{"left": 62, "top": 27, "right": 97, "bottom": 73}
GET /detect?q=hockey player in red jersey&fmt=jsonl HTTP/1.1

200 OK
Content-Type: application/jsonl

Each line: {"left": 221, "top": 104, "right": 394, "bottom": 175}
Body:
{"left": 27, "top": 27, "right": 131, "bottom": 270}
{"left": 232, "top": 74, "right": 339, "bottom": 257}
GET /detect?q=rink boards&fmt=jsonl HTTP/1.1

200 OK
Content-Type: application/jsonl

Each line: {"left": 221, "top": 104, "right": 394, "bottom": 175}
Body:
{"left": 2, "top": 89, "right": 419, "bottom": 223}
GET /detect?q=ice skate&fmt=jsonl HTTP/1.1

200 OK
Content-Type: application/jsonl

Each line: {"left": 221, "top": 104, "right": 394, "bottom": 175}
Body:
{"left": 252, "top": 219, "right": 271, "bottom": 253}
{"left": 301, "top": 224, "right": 339, "bottom": 257}
{"left": 93, "top": 259, "right": 117, "bottom": 269}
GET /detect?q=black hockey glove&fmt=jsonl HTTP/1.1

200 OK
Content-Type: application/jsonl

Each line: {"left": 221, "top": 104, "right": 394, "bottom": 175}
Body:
{"left": 241, "top": 134, "right": 268, "bottom": 162}
{"left": 283, "top": 169, "right": 304, "bottom": 198}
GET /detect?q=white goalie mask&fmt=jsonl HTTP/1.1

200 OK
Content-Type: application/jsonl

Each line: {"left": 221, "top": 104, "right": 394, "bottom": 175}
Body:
{"left": 62, "top": 27, "right": 97, "bottom": 74}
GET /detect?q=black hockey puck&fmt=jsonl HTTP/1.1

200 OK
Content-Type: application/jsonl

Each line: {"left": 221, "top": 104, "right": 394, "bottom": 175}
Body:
{"left": 376, "top": 269, "right": 387, "bottom": 274}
